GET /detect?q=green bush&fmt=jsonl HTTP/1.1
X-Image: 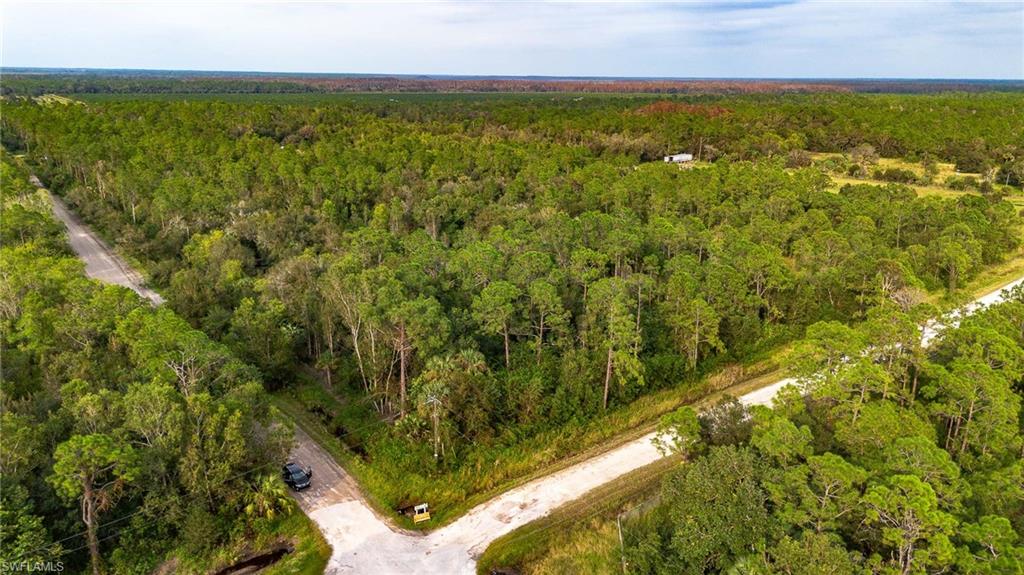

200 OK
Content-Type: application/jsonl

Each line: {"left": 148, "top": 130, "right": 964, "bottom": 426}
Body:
{"left": 946, "top": 174, "right": 979, "bottom": 190}
{"left": 871, "top": 167, "right": 917, "bottom": 183}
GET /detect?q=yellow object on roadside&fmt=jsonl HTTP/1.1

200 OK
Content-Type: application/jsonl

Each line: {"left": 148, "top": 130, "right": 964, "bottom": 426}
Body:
{"left": 413, "top": 503, "right": 431, "bottom": 523}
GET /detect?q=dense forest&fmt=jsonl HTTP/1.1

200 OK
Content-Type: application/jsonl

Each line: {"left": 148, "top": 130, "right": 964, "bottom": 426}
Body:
{"left": 2, "top": 90, "right": 1024, "bottom": 572}
{"left": 624, "top": 292, "right": 1024, "bottom": 574}
{"left": 0, "top": 152, "right": 332, "bottom": 574}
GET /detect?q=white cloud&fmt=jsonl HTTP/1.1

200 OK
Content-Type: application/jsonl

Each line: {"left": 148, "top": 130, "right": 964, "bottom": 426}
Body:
{"left": 2, "top": 1, "right": 1021, "bottom": 78}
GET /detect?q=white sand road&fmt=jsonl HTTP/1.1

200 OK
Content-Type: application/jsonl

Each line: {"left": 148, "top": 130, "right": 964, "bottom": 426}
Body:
{"left": 31, "top": 175, "right": 165, "bottom": 306}
{"left": 38, "top": 176, "right": 1024, "bottom": 574}
{"left": 290, "top": 275, "right": 1024, "bottom": 575}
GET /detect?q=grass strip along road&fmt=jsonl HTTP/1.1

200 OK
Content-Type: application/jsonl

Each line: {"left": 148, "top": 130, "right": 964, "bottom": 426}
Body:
{"left": 283, "top": 274, "right": 1024, "bottom": 574}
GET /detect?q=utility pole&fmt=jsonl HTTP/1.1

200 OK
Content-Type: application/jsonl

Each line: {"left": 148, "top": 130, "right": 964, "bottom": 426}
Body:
{"left": 617, "top": 510, "right": 627, "bottom": 575}
{"left": 426, "top": 395, "right": 441, "bottom": 459}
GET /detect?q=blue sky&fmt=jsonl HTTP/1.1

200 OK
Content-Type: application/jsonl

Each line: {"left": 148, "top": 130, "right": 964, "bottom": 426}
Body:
{"left": 3, "top": 1, "right": 1022, "bottom": 79}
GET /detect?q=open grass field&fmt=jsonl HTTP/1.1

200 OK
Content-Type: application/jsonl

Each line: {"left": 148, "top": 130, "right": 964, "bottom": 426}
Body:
{"left": 33, "top": 93, "right": 82, "bottom": 105}
{"left": 814, "top": 151, "right": 1024, "bottom": 207}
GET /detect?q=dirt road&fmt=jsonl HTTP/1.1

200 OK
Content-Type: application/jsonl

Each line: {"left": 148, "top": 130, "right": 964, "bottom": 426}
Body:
{"left": 296, "top": 274, "right": 1024, "bottom": 574}
{"left": 287, "top": 427, "right": 371, "bottom": 514}
{"left": 297, "top": 375, "right": 794, "bottom": 575}
{"left": 32, "top": 175, "right": 165, "bottom": 306}
{"left": 38, "top": 160, "right": 1022, "bottom": 572}
{"left": 38, "top": 167, "right": 1023, "bottom": 572}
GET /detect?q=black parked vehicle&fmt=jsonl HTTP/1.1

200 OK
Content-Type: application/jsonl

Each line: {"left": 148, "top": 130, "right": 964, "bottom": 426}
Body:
{"left": 282, "top": 462, "right": 313, "bottom": 491}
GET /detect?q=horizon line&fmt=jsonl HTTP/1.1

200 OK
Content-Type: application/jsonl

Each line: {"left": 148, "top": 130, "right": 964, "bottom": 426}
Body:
{"left": 4, "top": 66, "right": 1022, "bottom": 83}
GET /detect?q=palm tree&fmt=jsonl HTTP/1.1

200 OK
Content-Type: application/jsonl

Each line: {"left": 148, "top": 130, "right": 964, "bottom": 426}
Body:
{"left": 414, "top": 349, "right": 488, "bottom": 460}
{"left": 243, "top": 475, "right": 292, "bottom": 523}
{"left": 453, "top": 349, "right": 487, "bottom": 375}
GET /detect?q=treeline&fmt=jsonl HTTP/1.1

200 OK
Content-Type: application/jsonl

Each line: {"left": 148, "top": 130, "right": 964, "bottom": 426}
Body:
{"left": 628, "top": 293, "right": 1024, "bottom": 574}
{"left": 1, "top": 76, "right": 322, "bottom": 96}
{"left": 0, "top": 152, "right": 295, "bottom": 574}
{"left": 0, "top": 75, "right": 851, "bottom": 96}
{"left": 4, "top": 73, "right": 1024, "bottom": 97}
{"left": 2, "top": 95, "right": 1020, "bottom": 507}
{"left": 11, "top": 90, "right": 1023, "bottom": 173}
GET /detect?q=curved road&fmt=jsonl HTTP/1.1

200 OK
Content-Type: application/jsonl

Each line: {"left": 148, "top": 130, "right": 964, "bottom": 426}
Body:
{"left": 293, "top": 275, "right": 1024, "bottom": 574}
{"left": 40, "top": 171, "right": 1024, "bottom": 573}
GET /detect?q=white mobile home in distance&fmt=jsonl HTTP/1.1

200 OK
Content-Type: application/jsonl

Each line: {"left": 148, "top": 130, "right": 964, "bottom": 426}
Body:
{"left": 664, "top": 152, "right": 694, "bottom": 163}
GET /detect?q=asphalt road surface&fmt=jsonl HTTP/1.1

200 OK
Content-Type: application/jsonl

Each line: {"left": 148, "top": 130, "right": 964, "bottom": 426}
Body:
{"left": 32, "top": 175, "right": 165, "bottom": 306}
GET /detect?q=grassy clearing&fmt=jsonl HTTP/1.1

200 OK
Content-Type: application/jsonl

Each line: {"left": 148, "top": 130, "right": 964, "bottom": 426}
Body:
{"left": 524, "top": 519, "right": 622, "bottom": 575}
{"left": 33, "top": 93, "right": 82, "bottom": 105}
{"left": 476, "top": 454, "right": 679, "bottom": 575}
{"left": 827, "top": 173, "right": 1024, "bottom": 212}
{"left": 811, "top": 151, "right": 967, "bottom": 179}
{"left": 813, "top": 152, "right": 1024, "bottom": 208}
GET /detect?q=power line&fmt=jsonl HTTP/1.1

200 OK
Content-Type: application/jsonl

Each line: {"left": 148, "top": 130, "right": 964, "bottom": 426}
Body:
{"left": 19, "top": 390, "right": 412, "bottom": 564}
{"left": 13, "top": 458, "right": 282, "bottom": 563}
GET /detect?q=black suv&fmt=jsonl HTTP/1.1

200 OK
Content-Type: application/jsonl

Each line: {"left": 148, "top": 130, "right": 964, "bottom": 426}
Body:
{"left": 282, "top": 462, "right": 313, "bottom": 491}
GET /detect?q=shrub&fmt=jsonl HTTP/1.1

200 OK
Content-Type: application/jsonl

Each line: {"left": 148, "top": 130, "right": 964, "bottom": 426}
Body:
{"left": 850, "top": 143, "right": 879, "bottom": 165}
{"left": 872, "top": 167, "right": 917, "bottom": 184}
{"left": 946, "top": 175, "right": 979, "bottom": 190}
{"left": 785, "top": 149, "right": 813, "bottom": 168}
{"left": 181, "top": 504, "right": 228, "bottom": 557}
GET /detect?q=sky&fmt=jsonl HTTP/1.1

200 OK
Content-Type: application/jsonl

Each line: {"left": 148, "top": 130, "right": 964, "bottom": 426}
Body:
{"left": 3, "top": 1, "right": 1023, "bottom": 79}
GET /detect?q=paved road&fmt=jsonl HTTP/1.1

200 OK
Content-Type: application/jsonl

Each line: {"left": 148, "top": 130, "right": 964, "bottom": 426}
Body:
{"left": 295, "top": 274, "right": 1024, "bottom": 574}
{"left": 31, "top": 175, "right": 165, "bottom": 306}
